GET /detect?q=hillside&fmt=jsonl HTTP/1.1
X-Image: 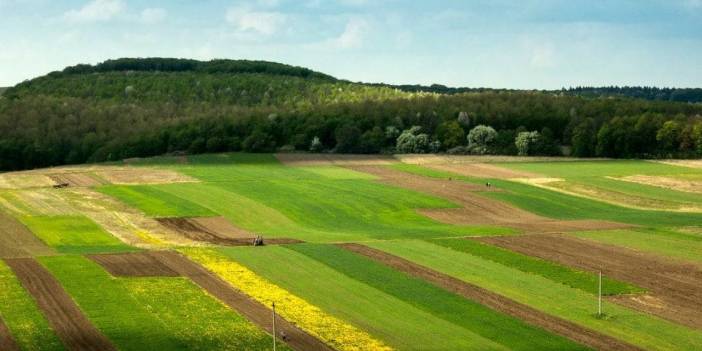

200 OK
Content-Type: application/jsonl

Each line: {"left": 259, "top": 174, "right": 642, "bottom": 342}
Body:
{"left": 1, "top": 58, "right": 702, "bottom": 171}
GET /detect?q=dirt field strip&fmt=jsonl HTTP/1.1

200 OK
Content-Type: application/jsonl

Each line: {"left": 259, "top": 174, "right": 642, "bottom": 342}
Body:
{"left": 427, "top": 163, "right": 541, "bottom": 179}
{"left": 0, "top": 210, "right": 55, "bottom": 258}
{"left": 149, "top": 251, "right": 333, "bottom": 351}
{"left": 479, "top": 234, "right": 702, "bottom": 330}
{"left": 348, "top": 165, "right": 631, "bottom": 233}
{"left": 4, "top": 258, "right": 117, "bottom": 351}
{"left": 95, "top": 168, "right": 198, "bottom": 185}
{"left": 655, "top": 160, "right": 702, "bottom": 169}
{"left": 0, "top": 317, "right": 20, "bottom": 351}
{"left": 615, "top": 175, "right": 702, "bottom": 194}
{"left": 337, "top": 243, "right": 641, "bottom": 351}
{"left": 88, "top": 252, "right": 179, "bottom": 277}
{"left": 48, "top": 173, "right": 105, "bottom": 187}
{"left": 156, "top": 217, "right": 303, "bottom": 246}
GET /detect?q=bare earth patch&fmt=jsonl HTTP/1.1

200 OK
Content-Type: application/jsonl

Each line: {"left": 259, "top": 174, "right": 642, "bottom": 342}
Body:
{"left": 156, "top": 217, "right": 302, "bottom": 246}
{"left": 338, "top": 243, "right": 642, "bottom": 351}
{"left": 349, "top": 165, "right": 630, "bottom": 233}
{"left": 4, "top": 258, "right": 116, "bottom": 351}
{"left": 0, "top": 210, "right": 54, "bottom": 258}
{"left": 0, "top": 173, "right": 54, "bottom": 189}
{"left": 655, "top": 159, "right": 702, "bottom": 169}
{"left": 479, "top": 234, "right": 702, "bottom": 330}
{"left": 95, "top": 168, "right": 198, "bottom": 185}
{"left": 48, "top": 173, "right": 105, "bottom": 187}
{"left": 616, "top": 175, "right": 702, "bottom": 194}
{"left": 150, "top": 251, "right": 333, "bottom": 351}
{"left": 88, "top": 252, "right": 179, "bottom": 277}
{"left": 0, "top": 316, "right": 19, "bottom": 351}
{"left": 275, "top": 153, "right": 396, "bottom": 166}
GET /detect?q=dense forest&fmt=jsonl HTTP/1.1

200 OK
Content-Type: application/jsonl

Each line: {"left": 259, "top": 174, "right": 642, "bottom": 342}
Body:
{"left": 1, "top": 58, "right": 701, "bottom": 171}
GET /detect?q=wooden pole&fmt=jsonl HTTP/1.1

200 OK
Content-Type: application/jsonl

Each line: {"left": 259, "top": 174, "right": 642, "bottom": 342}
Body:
{"left": 272, "top": 302, "right": 277, "bottom": 351}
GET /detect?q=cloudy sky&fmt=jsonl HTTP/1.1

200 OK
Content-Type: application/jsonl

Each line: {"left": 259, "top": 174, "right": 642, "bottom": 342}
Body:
{"left": 1, "top": 0, "right": 701, "bottom": 88}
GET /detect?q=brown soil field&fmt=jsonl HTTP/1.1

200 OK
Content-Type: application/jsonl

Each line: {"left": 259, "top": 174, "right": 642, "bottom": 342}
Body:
{"left": 48, "top": 173, "right": 105, "bottom": 187}
{"left": 150, "top": 251, "right": 333, "bottom": 351}
{"left": 427, "top": 163, "right": 541, "bottom": 179}
{"left": 655, "top": 159, "right": 702, "bottom": 169}
{"left": 156, "top": 217, "right": 302, "bottom": 246}
{"left": 338, "top": 243, "right": 641, "bottom": 351}
{"left": 87, "top": 252, "right": 179, "bottom": 277}
{"left": 95, "top": 168, "right": 197, "bottom": 185}
{"left": 349, "top": 165, "right": 630, "bottom": 233}
{"left": 4, "top": 258, "right": 116, "bottom": 351}
{"left": 0, "top": 317, "right": 20, "bottom": 351}
{"left": 275, "top": 153, "right": 396, "bottom": 166}
{"left": 479, "top": 234, "right": 702, "bottom": 329}
{"left": 616, "top": 175, "right": 702, "bottom": 194}
{"left": 0, "top": 210, "right": 54, "bottom": 258}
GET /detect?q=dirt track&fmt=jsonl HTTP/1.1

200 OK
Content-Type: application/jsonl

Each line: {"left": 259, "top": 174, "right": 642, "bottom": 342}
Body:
{"left": 479, "top": 234, "right": 702, "bottom": 329}
{"left": 4, "top": 258, "right": 116, "bottom": 351}
{"left": 88, "top": 252, "right": 179, "bottom": 277}
{"left": 0, "top": 210, "right": 55, "bottom": 258}
{"left": 48, "top": 173, "right": 104, "bottom": 187}
{"left": 348, "top": 165, "right": 630, "bottom": 233}
{"left": 338, "top": 243, "right": 642, "bottom": 351}
{"left": 0, "top": 317, "right": 19, "bottom": 351}
{"left": 149, "top": 251, "right": 333, "bottom": 351}
{"left": 157, "top": 217, "right": 302, "bottom": 246}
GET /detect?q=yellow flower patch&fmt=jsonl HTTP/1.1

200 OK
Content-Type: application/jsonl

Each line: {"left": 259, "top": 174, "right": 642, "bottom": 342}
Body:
{"left": 181, "top": 247, "right": 392, "bottom": 351}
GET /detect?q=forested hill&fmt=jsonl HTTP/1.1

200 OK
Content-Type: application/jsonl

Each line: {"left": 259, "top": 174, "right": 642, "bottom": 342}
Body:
{"left": 1, "top": 58, "right": 702, "bottom": 171}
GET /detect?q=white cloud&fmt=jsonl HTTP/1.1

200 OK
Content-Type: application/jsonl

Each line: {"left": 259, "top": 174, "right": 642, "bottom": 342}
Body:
{"left": 334, "top": 18, "right": 368, "bottom": 49}
{"left": 64, "top": 0, "right": 125, "bottom": 23}
{"left": 225, "top": 5, "right": 286, "bottom": 36}
{"left": 140, "top": 8, "right": 167, "bottom": 24}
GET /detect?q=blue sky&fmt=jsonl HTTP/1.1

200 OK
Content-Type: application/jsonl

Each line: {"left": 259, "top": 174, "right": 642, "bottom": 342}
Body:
{"left": 1, "top": 0, "right": 701, "bottom": 88}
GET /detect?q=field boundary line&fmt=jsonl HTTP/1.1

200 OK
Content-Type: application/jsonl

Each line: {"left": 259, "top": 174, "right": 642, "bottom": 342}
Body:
{"left": 0, "top": 316, "right": 20, "bottom": 351}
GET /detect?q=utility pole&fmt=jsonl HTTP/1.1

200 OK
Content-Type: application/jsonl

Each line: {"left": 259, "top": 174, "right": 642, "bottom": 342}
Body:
{"left": 272, "top": 302, "right": 277, "bottom": 351}
{"left": 598, "top": 271, "right": 602, "bottom": 317}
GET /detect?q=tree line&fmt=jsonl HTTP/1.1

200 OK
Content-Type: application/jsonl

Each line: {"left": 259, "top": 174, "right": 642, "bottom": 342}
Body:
{"left": 1, "top": 58, "right": 701, "bottom": 171}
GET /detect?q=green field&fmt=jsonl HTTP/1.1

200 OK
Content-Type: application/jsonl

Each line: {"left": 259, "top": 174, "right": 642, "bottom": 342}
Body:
{"left": 96, "top": 185, "right": 215, "bottom": 218}
{"left": 20, "top": 215, "right": 135, "bottom": 254}
{"left": 429, "top": 238, "right": 642, "bottom": 295}
{"left": 0, "top": 261, "right": 64, "bottom": 351}
{"left": 367, "top": 240, "right": 702, "bottom": 351}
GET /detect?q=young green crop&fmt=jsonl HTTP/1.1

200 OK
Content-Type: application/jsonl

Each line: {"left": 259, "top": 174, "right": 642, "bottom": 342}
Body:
{"left": 289, "top": 243, "right": 590, "bottom": 351}
{"left": 0, "top": 261, "right": 65, "bottom": 351}
{"left": 97, "top": 185, "right": 215, "bottom": 218}
{"left": 20, "top": 215, "right": 135, "bottom": 254}
{"left": 430, "top": 238, "right": 643, "bottom": 295}
{"left": 367, "top": 240, "right": 702, "bottom": 351}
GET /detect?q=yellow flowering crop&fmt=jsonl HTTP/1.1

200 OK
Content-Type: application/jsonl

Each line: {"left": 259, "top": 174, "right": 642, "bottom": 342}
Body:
{"left": 182, "top": 247, "right": 392, "bottom": 351}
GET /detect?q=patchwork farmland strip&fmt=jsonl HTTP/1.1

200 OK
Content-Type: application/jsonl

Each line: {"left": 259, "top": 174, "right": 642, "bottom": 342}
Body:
{"left": 156, "top": 217, "right": 302, "bottom": 246}
{"left": 480, "top": 234, "right": 702, "bottom": 330}
{"left": 148, "top": 251, "right": 333, "bottom": 351}
{"left": 338, "top": 243, "right": 642, "bottom": 351}
{"left": 4, "top": 258, "right": 116, "bottom": 351}
{"left": 0, "top": 210, "right": 54, "bottom": 258}
{"left": 87, "top": 252, "right": 179, "bottom": 277}
{"left": 0, "top": 317, "right": 20, "bottom": 351}
{"left": 349, "top": 165, "right": 630, "bottom": 233}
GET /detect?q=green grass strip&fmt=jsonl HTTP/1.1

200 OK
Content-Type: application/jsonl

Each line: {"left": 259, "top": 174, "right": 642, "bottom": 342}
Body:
{"left": 20, "top": 215, "right": 135, "bottom": 254}
{"left": 97, "top": 184, "right": 215, "bottom": 218}
{"left": 430, "top": 238, "right": 643, "bottom": 295}
{"left": 123, "top": 277, "right": 287, "bottom": 351}
{"left": 38, "top": 255, "right": 188, "bottom": 350}
{"left": 0, "top": 261, "right": 65, "bottom": 351}
{"left": 290, "top": 243, "right": 590, "bottom": 351}
{"left": 367, "top": 239, "right": 702, "bottom": 351}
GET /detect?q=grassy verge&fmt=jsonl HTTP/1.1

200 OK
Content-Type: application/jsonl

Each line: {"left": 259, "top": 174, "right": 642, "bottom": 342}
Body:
{"left": 20, "top": 215, "right": 135, "bottom": 254}
{"left": 0, "top": 261, "right": 64, "bottom": 351}
{"left": 290, "top": 243, "right": 590, "bottom": 351}
{"left": 367, "top": 240, "right": 702, "bottom": 351}
{"left": 430, "top": 238, "right": 643, "bottom": 295}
